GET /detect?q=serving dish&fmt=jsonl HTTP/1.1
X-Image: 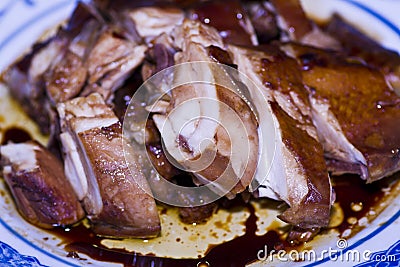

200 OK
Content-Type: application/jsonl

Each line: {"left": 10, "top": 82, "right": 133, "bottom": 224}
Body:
{"left": 0, "top": 0, "right": 399, "bottom": 266}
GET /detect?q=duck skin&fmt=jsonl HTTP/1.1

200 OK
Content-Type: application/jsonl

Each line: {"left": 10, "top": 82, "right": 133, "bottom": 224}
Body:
{"left": 0, "top": 141, "right": 85, "bottom": 229}
{"left": 57, "top": 93, "right": 161, "bottom": 238}
{"left": 283, "top": 43, "right": 400, "bottom": 182}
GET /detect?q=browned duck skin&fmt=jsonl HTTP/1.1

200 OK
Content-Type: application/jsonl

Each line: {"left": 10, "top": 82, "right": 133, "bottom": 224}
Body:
{"left": 57, "top": 93, "right": 161, "bottom": 238}
{"left": 152, "top": 20, "right": 259, "bottom": 197}
{"left": 0, "top": 141, "right": 85, "bottom": 229}
{"left": 270, "top": 0, "right": 340, "bottom": 50}
{"left": 228, "top": 44, "right": 332, "bottom": 229}
{"left": 325, "top": 14, "right": 400, "bottom": 93}
{"left": 3, "top": 2, "right": 104, "bottom": 135}
{"left": 80, "top": 27, "right": 147, "bottom": 102}
{"left": 242, "top": 0, "right": 280, "bottom": 44}
{"left": 284, "top": 43, "right": 400, "bottom": 182}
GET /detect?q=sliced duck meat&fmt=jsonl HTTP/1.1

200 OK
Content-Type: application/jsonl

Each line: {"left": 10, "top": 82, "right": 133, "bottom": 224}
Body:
{"left": 141, "top": 40, "right": 176, "bottom": 81}
{"left": 112, "top": 67, "right": 144, "bottom": 121}
{"left": 145, "top": 119, "right": 182, "bottom": 181}
{"left": 270, "top": 0, "right": 340, "bottom": 50}
{"left": 228, "top": 44, "right": 332, "bottom": 228}
{"left": 243, "top": 0, "right": 280, "bottom": 44}
{"left": 3, "top": 38, "right": 62, "bottom": 134}
{"left": 81, "top": 27, "right": 147, "bottom": 102}
{"left": 178, "top": 202, "right": 218, "bottom": 224}
{"left": 127, "top": 6, "right": 184, "bottom": 42}
{"left": 325, "top": 14, "right": 400, "bottom": 92}
{"left": 3, "top": 1, "right": 104, "bottom": 136}
{"left": 188, "top": 0, "right": 258, "bottom": 46}
{"left": 0, "top": 141, "right": 84, "bottom": 229}
{"left": 44, "top": 48, "right": 87, "bottom": 104}
{"left": 284, "top": 43, "right": 400, "bottom": 182}
{"left": 152, "top": 20, "right": 259, "bottom": 198}
{"left": 57, "top": 93, "right": 161, "bottom": 238}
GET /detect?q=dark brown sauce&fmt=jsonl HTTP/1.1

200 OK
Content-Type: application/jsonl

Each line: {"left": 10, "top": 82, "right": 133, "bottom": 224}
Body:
{"left": 1, "top": 127, "right": 32, "bottom": 145}
{"left": 43, "top": 173, "right": 395, "bottom": 267}
{"left": 50, "top": 199, "right": 284, "bottom": 267}
{"left": 332, "top": 174, "right": 392, "bottom": 233}
{"left": 190, "top": 0, "right": 254, "bottom": 46}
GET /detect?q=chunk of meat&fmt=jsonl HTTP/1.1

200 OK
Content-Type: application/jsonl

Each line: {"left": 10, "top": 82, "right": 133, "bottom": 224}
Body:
{"left": 44, "top": 2, "right": 105, "bottom": 105}
{"left": 325, "top": 14, "right": 400, "bottom": 92}
{"left": 0, "top": 141, "right": 84, "bottom": 229}
{"left": 141, "top": 41, "right": 176, "bottom": 81}
{"left": 112, "top": 67, "right": 144, "bottom": 121}
{"left": 57, "top": 93, "right": 161, "bottom": 238}
{"left": 3, "top": 1, "right": 105, "bottom": 157}
{"left": 228, "top": 44, "right": 332, "bottom": 228}
{"left": 178, "top": 202, "right": 218, "bottom": 224}
{"left": 270, "top": 0, "right": 340, "bottom": 50}
{"left": 44, "top": 49, "right": 87, "bottom": 104}
{"left": 284, "top": 43, "right": 400, "bottom": 182}
{"left": 127, "top": 6, "right": 184, "bottom": 41}
{"left": 152, "top": 20, "right": 259, "bottom": 197}
{"left": 3, "top": 38, "right": 62, "bottom": 134}
{"left": 81, "top": 28, "right": 147, "bottom": 102}
{"left": 243, "top": 1, "right": 280, "bottom": 44}
{"left": 145, "top": 119, "right": 182, "bottom": 181}
{"left": 286, "top": 226, "right": 320, "bottom": 245}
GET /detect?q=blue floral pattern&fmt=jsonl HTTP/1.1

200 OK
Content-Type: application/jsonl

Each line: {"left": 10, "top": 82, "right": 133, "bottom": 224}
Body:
{"left": 0, "top": 241, "right": 48, "bottom": 267}
{"left": 354, "top": 240, "right": 400, "bottom": 267}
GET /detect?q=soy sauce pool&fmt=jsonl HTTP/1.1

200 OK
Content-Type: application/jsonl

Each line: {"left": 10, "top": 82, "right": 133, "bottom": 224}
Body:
{"left": 51, "top": 199, "right": 286, "bottom": 267}
{"left": 1, "top": 127, "right": 32, "bottom": 144}
{"left": 47, "top": 174, "right": 397, "bottom": 267}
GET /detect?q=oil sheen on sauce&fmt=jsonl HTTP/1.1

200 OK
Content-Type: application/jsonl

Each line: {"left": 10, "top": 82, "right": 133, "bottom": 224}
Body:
{"left": 45, "top": 173, "right": 394, "bottom": 267}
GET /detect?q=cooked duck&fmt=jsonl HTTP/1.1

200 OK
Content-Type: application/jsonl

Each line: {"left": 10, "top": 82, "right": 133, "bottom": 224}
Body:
{"left": 128, "top": 6, "right": 184, "bottom": 42}
{"left": 152, "top": 20, "right": 259, "bottom": 198}
{"left": 57, "top": 93, "right": 161, "bottom": 238}
{"left": 243, "top": 0, "right": 280, "bottom": 44}
{"left": 283, "top": 43, "right": 400, "bottom": 182}
{"left": 0, "top": 141, "right": 85, "bottom": 229}
{"left": 228, "top": 44, "right": 332, "bottom": 228}
{"left": 325, "top": 14, "right": 400, "bottom": 93}
{"left": 80, "top": 27, "right": 147, "bottom": 102}
{"left": 2, "top": 2, "right": 104, "bottom": 134}
{"left": 2, "top": 0, "right": 400, "bottom": 246}
{"left": 270, "top": 0, "right": 340, "bottom": 50}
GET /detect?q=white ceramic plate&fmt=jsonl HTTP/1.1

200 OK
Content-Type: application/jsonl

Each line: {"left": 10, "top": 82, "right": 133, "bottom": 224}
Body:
{"left": 0, "top": 1, "right": 399, "bottom": 267}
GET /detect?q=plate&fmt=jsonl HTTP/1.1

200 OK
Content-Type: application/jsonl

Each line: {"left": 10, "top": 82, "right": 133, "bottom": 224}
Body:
{"left": 0, "top": 1, "right": 399, "bottom": 266}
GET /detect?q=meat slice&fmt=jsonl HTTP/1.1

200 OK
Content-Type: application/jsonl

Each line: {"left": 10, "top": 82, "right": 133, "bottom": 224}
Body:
{"left": 243, "top": 1, "right": 280, "bottom": 44}
{"left": 127, "top": 6, "right": 184, "bottom": 42}
{"left": 270, "top": 0, "right": 340, "bottom": 50}
{"left": 3, "top": 2, "right": 105, "bottom": 135}
{"left": 81, "top": 27, "right": 147, "bottom": 102}
{"left": 0, "top": 141, "right": 84, "bottom": 229}
{"left": 178, "top": 202, "right": 218, "bottom": 224}
{"left": 57, "top": 93, "right": 161, "bottom": 238}
{"left": 284, "top": 43, "right": 400, "bottom": 182}
{"left": 228, "top": 44, "right": 332, "bottom": 228}
{"left": 3, "top": 38, "right": 62, "bottom": 134}
{"left": 152, "top": 20, "right": 259, "bottom": 198}
{"left": 325, "top": 14, "right": 400, "bottom": 93}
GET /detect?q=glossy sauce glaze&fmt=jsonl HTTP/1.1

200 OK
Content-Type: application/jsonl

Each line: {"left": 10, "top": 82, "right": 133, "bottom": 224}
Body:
{"left": 1, "top": 127, "right": 32, "bottom": 145}
{"left": 45, "top": 174, "right": 397, "bottom": 267}
{"left": 50, "top": 199, "right": 284, "bottom": 267}
{"left": 332, "top": 174, "right": 393, "bottom": 234}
